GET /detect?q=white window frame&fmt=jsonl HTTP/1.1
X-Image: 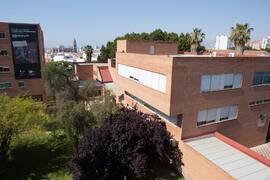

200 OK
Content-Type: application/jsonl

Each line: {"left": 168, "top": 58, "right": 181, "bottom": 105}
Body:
{"left": 201, "top": 73, "right": 242, "bottom": 92}
{"left": 118, "top": 64, "right": 166, "bottom": 93}
{"left": 197, "top": 105, "right": 238, "bottom": 127}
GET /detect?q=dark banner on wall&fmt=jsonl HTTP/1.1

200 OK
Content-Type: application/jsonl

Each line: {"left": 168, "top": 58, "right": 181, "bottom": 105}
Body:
{"left": 9, "top": 24, "right": 41, "bottom": 79}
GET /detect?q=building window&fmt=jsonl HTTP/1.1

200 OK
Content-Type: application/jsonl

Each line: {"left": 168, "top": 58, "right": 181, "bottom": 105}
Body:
{"left": 0, "top": 66, "right": 10, "bottom": 73}
{"left": 0, "top": 50, "right": 8, "bottom": 56}
{"left": 201, "top": 73, "right": 242, "bottom": 92}
{"left": 0, "top": 82, "right": 12, "bottom": 89}
{"left": 111, "top": 59, "right": 116, "bottom": 68}
{"left": 21, "top": 94, "right": 43, "bottom": 102}
{"left": 252, "top": 72, "right": 270, "bottom": 86}
{"left": 118, "top": 64, "right": 166, "bottom": 93}
{"left": 125, "top": 91, "right": 177, "bottom": 125}
{"left": 150, "top": 45, "right": 155, "bottom": 54}
{"left": 18, "top": 81, "right": 24, "bottom": 88}
{"left": 0, "top": 32, "right": 5, "bottom": 39}
{"left": 249, "top": 99, "right": 270, "bottom": 106}
{"left": 197, "top": 105, "right": 238, "bottom": 126}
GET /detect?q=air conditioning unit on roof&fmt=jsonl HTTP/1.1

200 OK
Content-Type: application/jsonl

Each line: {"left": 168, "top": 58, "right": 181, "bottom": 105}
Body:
{"left": 211, "top": 52, "right": 217, "bottom": 57}
{"left": 229, "top": 53, "right": 235, "bottom": 57}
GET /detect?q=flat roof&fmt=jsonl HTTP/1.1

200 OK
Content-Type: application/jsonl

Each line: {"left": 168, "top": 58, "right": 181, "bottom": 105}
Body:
{"left": 185, "top": 134, "right": 270, "bottom": 179}
{"left": 76, "top": 63, "right": 108, "bottom": 66}
{"left": 104, "top": 83, "right": 117, "bottom": 94}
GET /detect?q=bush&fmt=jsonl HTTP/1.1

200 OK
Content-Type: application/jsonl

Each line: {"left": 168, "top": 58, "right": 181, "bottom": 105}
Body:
{"left": 69, "top": 107, "right": 182, "bottom": 179}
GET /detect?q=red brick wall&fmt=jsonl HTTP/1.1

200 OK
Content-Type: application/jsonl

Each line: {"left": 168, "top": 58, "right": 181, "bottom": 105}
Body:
{"left": 172, "top": 57, "right": 270, "bottom": 147}
{"left": 0, "top": 22, "right": 46, "bottom": 101}
{"left": 75, "top": 64, "right": 93, "bottom": 81}
{"left": 117, "top": 40, "right": 178, "bottom": 55}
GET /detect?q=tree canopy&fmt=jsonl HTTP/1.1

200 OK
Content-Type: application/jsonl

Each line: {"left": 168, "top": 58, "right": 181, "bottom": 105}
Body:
{"left": 43, "top": 62, "right": 119, "bottom": 147}
{"left": 0, "top": 94, "right": 48, "bottom": 170}
{"left": 68, "top": 107, "right": 182, "bottom": 180}
{"left": 84, "top": 45, "right": 93, "bottom": 62}
{"left": 190, "top": 28, "right": 205, "bottom": 52}
{"left": 230, "top": 23, "right": 253, "bottom": 55}
{"left": 97, "top": 29, "right": 206, "bottom": 62}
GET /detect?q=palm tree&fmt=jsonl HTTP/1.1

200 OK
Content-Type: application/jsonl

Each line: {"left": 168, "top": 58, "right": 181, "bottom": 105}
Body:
{"left": 190, "top": 28, "right": 205, "bottom": 52}
{"left": 230, "top": 23, "right": 253, "bottom": 55}
{"left": 84, "top": 45, "right": 93, "bottom": 62}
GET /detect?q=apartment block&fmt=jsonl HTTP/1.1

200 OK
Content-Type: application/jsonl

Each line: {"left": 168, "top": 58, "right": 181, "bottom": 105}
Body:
{"left": 109, "top": 40, "right": 270, "bottom": 180}
{"left": 0, "top": 22, "right": 46, "bottom": 101}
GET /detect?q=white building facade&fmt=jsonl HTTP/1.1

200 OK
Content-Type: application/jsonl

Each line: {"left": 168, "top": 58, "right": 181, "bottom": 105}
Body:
{"left": 215, "top": 35, "right": 233, "bottom": 50}
{"left": 262, "top": 36, "right": 270, "bottom": 49}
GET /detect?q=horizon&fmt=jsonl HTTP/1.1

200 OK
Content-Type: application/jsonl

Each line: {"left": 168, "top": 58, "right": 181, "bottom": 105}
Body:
{"left": 1, "top": 0, "right": 269, "bottom": 49}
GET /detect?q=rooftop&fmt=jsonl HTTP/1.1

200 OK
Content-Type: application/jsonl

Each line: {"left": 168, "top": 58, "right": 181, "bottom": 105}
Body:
{"left": 185, "top": 132, "right": 270, "bottom": 180}
{"left": 251, "top": 143, "right": 270, "bottom": 160}
{"left": 76, "top": 63, "right": 108, "bottom": 67}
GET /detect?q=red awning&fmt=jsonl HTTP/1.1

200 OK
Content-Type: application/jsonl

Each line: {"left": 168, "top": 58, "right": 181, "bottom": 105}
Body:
{"left": 99, "top": 67, "right": 113, "bottom": 83}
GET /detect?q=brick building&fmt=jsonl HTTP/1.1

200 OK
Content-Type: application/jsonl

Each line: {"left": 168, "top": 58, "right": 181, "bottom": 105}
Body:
{"left": 109, "top": 40, "right": 270, "bottom": 179}
{"left": 0, "top": 22, "right": 46, "bottom": 101}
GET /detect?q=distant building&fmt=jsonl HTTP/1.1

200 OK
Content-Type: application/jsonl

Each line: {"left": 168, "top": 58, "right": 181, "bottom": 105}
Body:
{"left": 0, "top": 22, "right": 46, "bottom": 101}
{"left": 82, "top": 46, "right": 100, "bottom": 62}
{"left": 262, "top": 36, "right": 270, "bottom": 49}
{"left": 73, "top": 39, "right": 77, "bottom": 53}
{"left": 247, "top": 40, "right": 261, "bottom": 50}
{"left": 215, "top": 35, "right": 233, "bottom": 50}
{"left": 53, "top": 53, "right": 85, "bottom": 63}
{"left": 50, "top": 45, "right": 73, "bottom": 53}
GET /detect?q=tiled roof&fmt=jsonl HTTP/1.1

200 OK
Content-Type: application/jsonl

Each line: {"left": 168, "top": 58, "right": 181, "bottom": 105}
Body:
{"left": 99, "top": 67, "right": 113, "bottom": 83}
{"left": 251, "top": 143, "right": 270, "bottom": 160}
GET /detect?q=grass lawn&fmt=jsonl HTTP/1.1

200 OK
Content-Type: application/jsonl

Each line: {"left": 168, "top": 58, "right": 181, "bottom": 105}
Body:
{"left": 0, "top": 131, "right": 185, "bottom": 180}
{"left": 0, "top": 132, "right": 73, "bottom": 180}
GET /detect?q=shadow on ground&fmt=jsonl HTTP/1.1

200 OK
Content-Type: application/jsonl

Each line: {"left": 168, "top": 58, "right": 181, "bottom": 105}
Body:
{"left": 0, "top": 133, "right": 73, "bottom": 180}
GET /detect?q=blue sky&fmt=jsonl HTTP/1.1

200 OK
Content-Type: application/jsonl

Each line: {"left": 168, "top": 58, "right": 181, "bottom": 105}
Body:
{"left": 1, "top": 0, "right": 269, "bottom": 48}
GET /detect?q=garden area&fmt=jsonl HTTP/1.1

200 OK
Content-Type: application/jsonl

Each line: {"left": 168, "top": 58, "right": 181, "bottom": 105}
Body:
{"left": 0, "top": 61, "right": 184, "bottom": 180}
{"left": 0, "top": 132, "right": 73, "bottom": 180}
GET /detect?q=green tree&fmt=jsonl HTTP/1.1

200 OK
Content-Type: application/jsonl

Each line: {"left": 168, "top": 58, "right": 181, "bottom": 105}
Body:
{"left": 56, "top": 98, "right": 95, "bottom": 147}
{"left": 262, "top": 48, "right": 270, "bottom": 53}
{"left": 43, "top": 62, "right": 119, "bottom": 147}
{"left": 190, "top": 28, "right": 205, "bottom": 52}
{"left": 0, "top": 94, "right": 48, "bottom": 170}
{"left": 178, "top": 33, "right": 191, "bottom": 52}
{"left": 42, "top": 61, "right": 78, "bottom": 100}
{"left": 90, "top": 90, "right": 120, "bottom": 126}
{"left": 230, "top": 23, "right": 254, "bottom": 55}
{"left": 84, "top": 45, "right": 93, "bottom": 62}
{"left": 150, "top": 29, "right": 168, "bottom": 41}
{"left": 98, "top": 29, "right": 208, "bottom": 62}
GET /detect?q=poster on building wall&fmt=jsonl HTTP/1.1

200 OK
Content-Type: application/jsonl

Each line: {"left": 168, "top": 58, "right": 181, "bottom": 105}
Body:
{"left": 9, "top": 24, "right": 41, "bottom": 79}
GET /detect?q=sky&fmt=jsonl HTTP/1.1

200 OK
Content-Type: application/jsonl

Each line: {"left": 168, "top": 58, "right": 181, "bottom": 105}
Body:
{"left": 1, "top": 0, "right": 269, "bottom": 49}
